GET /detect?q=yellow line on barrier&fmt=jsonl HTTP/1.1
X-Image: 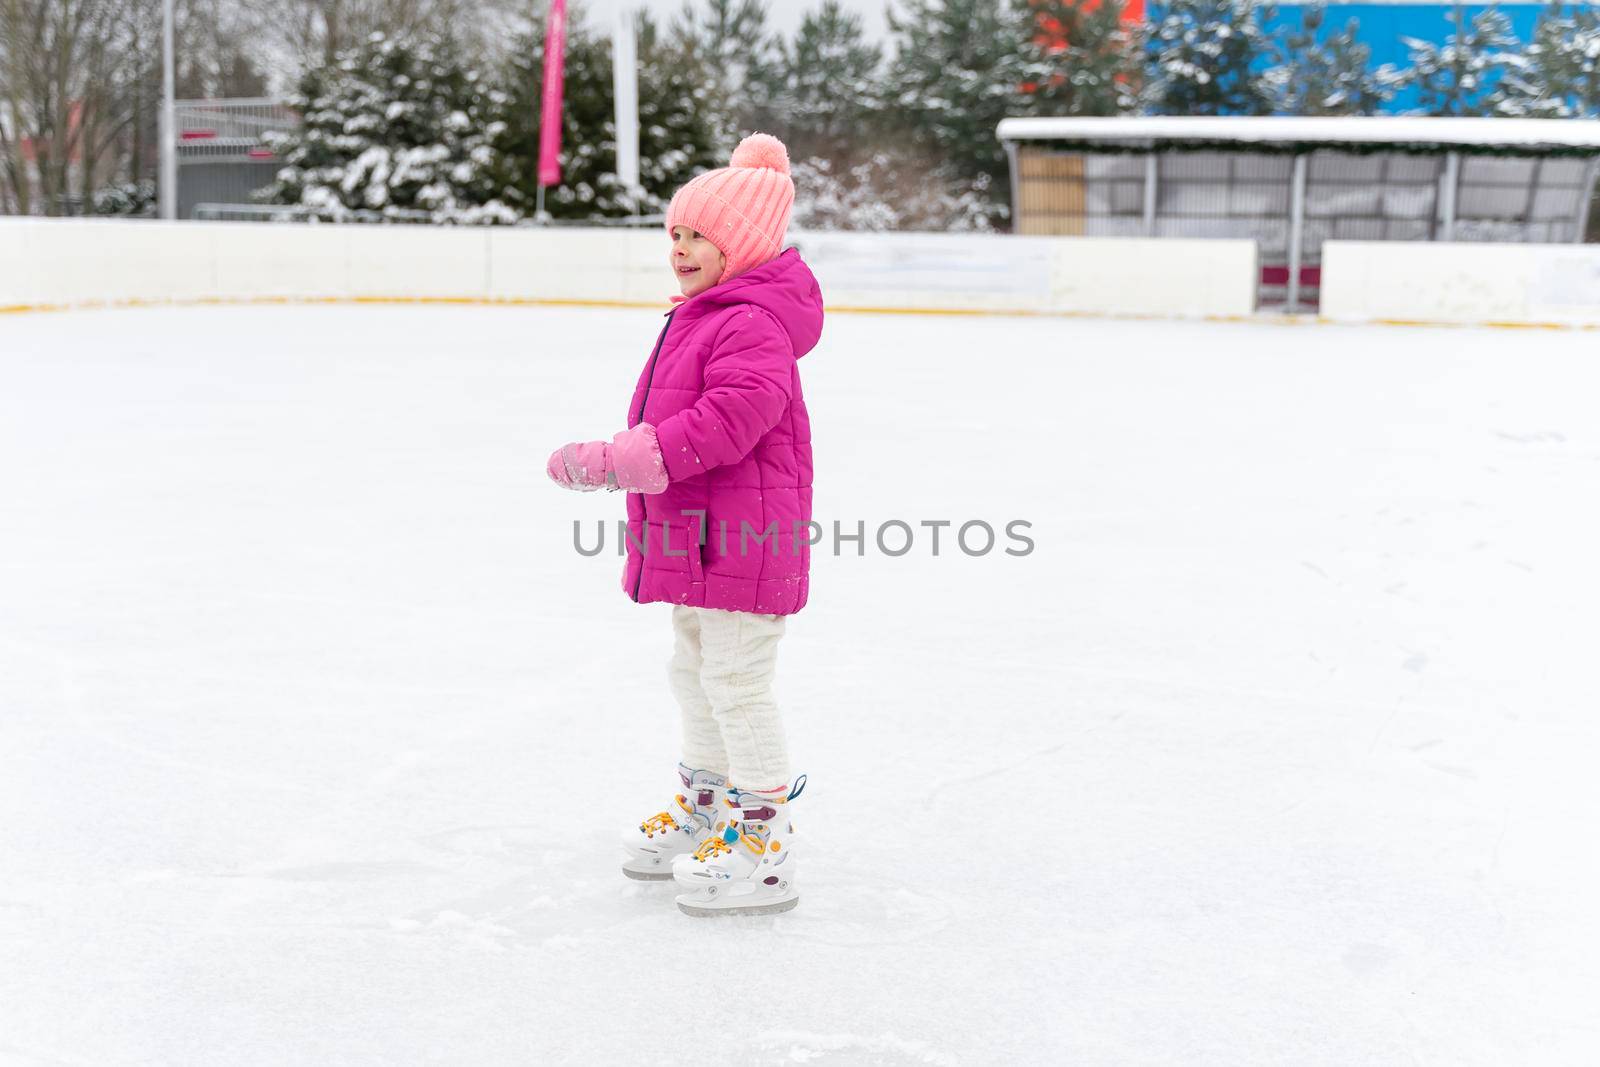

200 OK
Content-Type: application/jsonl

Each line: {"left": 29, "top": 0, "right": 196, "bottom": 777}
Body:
{"left": 2, "top": 294, "right": 1597, "bottom": 331}
{"left": 1, "top": 303, "right": 71, "bottom": 314}
{"left": 1366, "top": 316, "right": 1600, "bottom": 332}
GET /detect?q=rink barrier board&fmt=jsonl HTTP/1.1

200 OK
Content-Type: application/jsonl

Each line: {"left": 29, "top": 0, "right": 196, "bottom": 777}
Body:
{"left": 4, "top": 219, "right": 1598, "bottom": 327}
{"left": 1320, "top": 239, "right": 1600, "bottom": 327}
{"left": 0, "top": 218, "right": 1257, "bottom": 320}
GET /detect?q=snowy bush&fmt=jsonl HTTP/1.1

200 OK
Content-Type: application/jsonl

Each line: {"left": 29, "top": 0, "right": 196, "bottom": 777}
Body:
{"left": 90, "top": 179, "right": 157, "bottom": 218}
{"left": 256, "top": 32, "right": 516, "bottom": 224}
{"left": 791, "top": 154, "right": 1001, "bottom": 234}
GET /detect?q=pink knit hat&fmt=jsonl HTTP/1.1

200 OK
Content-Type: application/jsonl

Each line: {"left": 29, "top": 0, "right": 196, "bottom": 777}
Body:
{"left": 665, "top": 133, "right": 795, "bottom": 284}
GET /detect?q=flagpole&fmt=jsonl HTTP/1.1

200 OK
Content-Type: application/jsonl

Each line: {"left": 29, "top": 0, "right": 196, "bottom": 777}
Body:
{"left": 613, "top": 4, "right": 641, "bottom": 224}
{"left": 159, "top": 0, "right": 176, "bottom": 220}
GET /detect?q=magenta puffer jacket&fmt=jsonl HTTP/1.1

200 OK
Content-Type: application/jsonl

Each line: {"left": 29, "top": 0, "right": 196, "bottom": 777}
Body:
{"left": 622, "top": 246, "right": 823, "bottom": 615}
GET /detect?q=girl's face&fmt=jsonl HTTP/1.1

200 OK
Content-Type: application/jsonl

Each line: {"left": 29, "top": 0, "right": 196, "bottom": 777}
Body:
{"left": 670, "top": 225, "right": 726, "bottom": 298}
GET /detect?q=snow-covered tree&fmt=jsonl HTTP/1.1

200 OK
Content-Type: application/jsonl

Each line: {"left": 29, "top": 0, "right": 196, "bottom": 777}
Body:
{"left": 1142, "top": 0, "right": 1278, "bottom": 116}
{"left": 1262, "top": 1, "right": 1398, "bottom": 115}
{"left": 633, "top": 12, "right": 724, "bottom": 211}
{"left": 487, "top": 9, "right": 622, "bottom": 219}
{"left": 257, "top": 32, "right": 515, "bottom": 223}
{"left": 1395, "top": 4, "right": 1523, "bottom": 116}
{"left": 669, "top": 0, "right": 783, "bottom": 155}
{"left": 1017, "top": 0, "right": 1144, "bottom": 117}
{"left": 1489, "top": 1, "right": 1600, "bottom": 118}
{"left": 752, "top": 0, "right": 884, "bottom": 162}
{"left": 882, "top": 0, "right": 1034, "bottom": 213}
{"left": 486, "top": 7, "right": 719, "bottom": 219}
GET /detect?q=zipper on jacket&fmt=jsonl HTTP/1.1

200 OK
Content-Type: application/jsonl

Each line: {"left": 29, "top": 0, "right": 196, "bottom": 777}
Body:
{"left": 632, "top": 309, "right": 677, "bottom": 602}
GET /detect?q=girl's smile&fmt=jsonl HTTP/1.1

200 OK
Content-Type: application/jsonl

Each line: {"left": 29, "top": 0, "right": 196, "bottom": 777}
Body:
{"left": 670, "top": 225, "right": 726, "bottom": 298}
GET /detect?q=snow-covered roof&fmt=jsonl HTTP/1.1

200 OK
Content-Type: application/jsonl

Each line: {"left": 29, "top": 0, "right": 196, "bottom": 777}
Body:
{"left": 996, "top": 116, "right": 1600, "bottom": 151}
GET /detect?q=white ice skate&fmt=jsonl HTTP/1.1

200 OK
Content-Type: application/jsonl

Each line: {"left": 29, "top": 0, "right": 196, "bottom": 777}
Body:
{"left": 673, "top": 774, "right": 805, "bottom": 916}
{"left": 621, "top": 763, "right": 727, "bottom": 881}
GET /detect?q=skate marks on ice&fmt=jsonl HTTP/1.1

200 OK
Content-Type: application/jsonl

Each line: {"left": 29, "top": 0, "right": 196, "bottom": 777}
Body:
{"left": 384, "top": 875, "right": 637, "bottom": 953}
{"left": 11, "top": 636, "right": 352, "bottom": 805}
{"left": 918, "top": 725, "right": 1114, "bottom": 814}
{"left": 763, "top": 862, "right": 956, "bottom": 949}
{"left": 0, "top": 1039, "right": 89, "bottom": 1067}
{"left": 247, "top": 859, "right": 444, "bottom": 882}
{"left": 391, "top": 824, "right": 587, "bottom": 949}
{"left": 112, "top": 827, "right": 622, "bottom": 954}
{"left": 1489, "top": 427, "right": 1568, "bottom": 447}
{"left": 385, "top": 900, "right": 524, "bottom": 952}
{"left": 412, "top": 822, "right": 568, "bottom": 863}
{"left": 742, "top": 1029, "right": 962, "bottom": 1066}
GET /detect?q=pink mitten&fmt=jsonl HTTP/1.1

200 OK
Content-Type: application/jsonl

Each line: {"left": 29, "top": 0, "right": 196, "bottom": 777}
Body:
{"left": 610, "top": 423, "right": 669, "bottom": 494}
{"left": 546, "top": 439, "right": 613, "bottom": 491}
{"left": 546, "top": 424, "right": 670, "bottom": 494}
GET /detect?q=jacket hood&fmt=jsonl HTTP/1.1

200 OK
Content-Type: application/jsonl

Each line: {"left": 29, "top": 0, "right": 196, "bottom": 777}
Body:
{"left": 667, "top": 246, "right": 824, "bottom": 359}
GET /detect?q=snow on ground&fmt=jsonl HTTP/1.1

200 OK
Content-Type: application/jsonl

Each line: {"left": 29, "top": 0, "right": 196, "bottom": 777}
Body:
{"left": 1, "top": 303, "right": 1598, "bottom": 1065}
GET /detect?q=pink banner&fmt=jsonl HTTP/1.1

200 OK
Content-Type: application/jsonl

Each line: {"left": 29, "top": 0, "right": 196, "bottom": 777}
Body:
{"left": 537, "top": 0, "right": 567, "bottom": 188}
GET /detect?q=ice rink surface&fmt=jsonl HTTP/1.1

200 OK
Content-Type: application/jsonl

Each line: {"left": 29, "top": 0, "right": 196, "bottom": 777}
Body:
{"left": 2, "top": 303, "right": 1598, "bottom": 1065}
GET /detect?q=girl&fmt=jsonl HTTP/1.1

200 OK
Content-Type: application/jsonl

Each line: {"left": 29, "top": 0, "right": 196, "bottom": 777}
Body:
{"left": 545, "top": 133, "right": 822, "bottom": 917}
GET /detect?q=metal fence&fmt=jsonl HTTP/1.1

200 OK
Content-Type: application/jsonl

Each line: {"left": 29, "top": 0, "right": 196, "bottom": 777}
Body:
{"left": 175, "top": 98, "right": 295, "bottom": 159}
{"left": 175, "top": 98, "right": 296, "bottom": 219}
{"left": 1010, "top": 144, "right": 1600, "bottom": 311}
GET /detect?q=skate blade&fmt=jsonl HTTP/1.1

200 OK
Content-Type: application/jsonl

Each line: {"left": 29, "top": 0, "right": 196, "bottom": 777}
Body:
{"left": 621, "top": 867, "right": 674, "bottom": 881}
{"left": 676, "top": 895, "right": 798, "bottom": 917}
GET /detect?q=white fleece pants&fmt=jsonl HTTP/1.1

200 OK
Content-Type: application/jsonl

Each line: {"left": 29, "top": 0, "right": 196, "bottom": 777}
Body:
{"left": 667, "top": 604, "right": 790, "bottom": 791}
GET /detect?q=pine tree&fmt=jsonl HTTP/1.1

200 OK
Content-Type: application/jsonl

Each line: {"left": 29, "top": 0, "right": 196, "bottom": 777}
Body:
{"left": 487, "top": 8, "right": 624, "bottom": 219}
{"left": 1489, "top": 1, "right": 1600, "bottom": 118}
{"left": 634, "top": 11, "right": 724, "bottom": 209}
{"left": 753, "top": 0, "right": 885, "bottom": 162}
{"left": 1263, "top": 1, "right": 1397, "bottom": 114}
{"left": 1017, "top": 0, "right": 1144, "bottom": 117}
{"left": 257, "top": 32, "right": 515, "bottom": 223}
{"left": 1396, "top": 3, "right": 1523, "bottom": 117}
{"left": 882, "top": 0, "right": 1034, "bottom": 204}
{"left": 485, "top": 7, "right": 720, "bottom": 219}
{"left": 1142, "top": 0, "right": 1279, "bottom": 116}
{"left": 669, "top": 0, "right": 784, "bottom": 154}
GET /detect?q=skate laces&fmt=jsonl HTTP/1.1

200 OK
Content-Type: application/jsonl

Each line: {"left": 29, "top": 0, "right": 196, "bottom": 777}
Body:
{"left": 692, "top": 833, "right": 734, "bottom": 861}
{"left": 638, "top": 794, "right": 698, "bottom": 837}
{"left": 639, "top": 810, "right": 677, "bottom": 837}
